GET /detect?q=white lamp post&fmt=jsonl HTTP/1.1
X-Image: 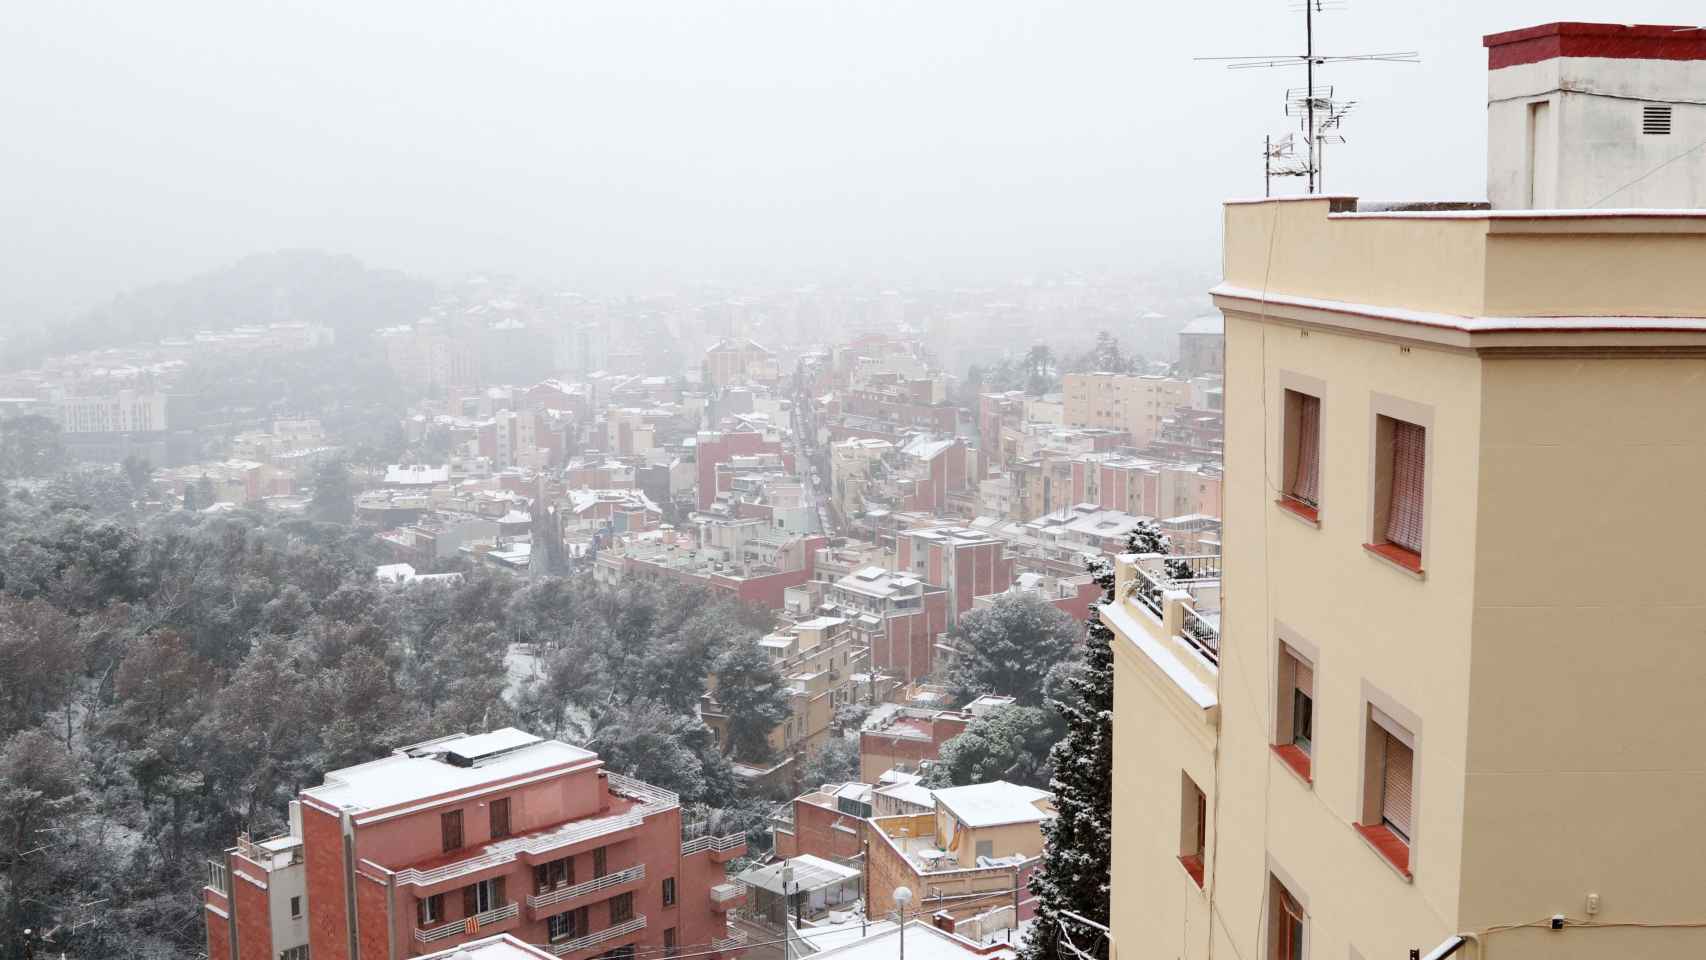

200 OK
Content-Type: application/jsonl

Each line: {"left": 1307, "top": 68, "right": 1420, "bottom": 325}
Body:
{"left": 893, "top": 886, "right": 913, "bottom": 960}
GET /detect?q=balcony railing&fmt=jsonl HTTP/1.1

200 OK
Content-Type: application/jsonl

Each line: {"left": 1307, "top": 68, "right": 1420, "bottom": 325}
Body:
{"left": 681, "top": 834, "right": 746, "bottom": 857}
{"left": 394, "top": 776, "right": 677, "bottom": 889}
{"left": 527, "top": 864, "right": 646, "bottom": 911}
{"left": 414, "top": 902, "right": 519, "bottom": 943}
{"left": 709, "top": 883, "right": 744, "bottom": 909}
{"left": 711, "top": 933, "right": 747, "bottom": 952}
{"left": 545, "top": 915, "right": 647, "bottom": 956}
{"left": 207, "top": 860, "right": 229, "bottom": 895}
{"left": 1179, "top": 605, "right": 1220, "bottom": 666}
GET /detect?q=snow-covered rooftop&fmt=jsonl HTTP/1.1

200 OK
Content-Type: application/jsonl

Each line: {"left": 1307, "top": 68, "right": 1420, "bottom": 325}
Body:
{"left": 418, "top": 933, "right": 557, "bottom": 960}
{"left": 810, "top": 921, "right": 1018, "bottom": 960}
{"left": 932, "top": 781, "right": 1054, "bottom": 829}
{"left": 302, "top": 729, "right": 597, "bottom": 814}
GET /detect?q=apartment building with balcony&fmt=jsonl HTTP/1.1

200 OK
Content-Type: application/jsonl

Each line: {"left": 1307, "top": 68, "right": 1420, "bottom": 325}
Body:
{"left": 863, "top": 782, "right": 1052, "bottom": 923}
{"left": 1107, "top": 23, "right": 1706, "bottom": 960}
{"left": 206, "top": 729, "right": 747, "bottom": 960}
{"left": 824, "top": 567, "right": 949, "bottom": 685}
{"left": 702, "top": 616, "right": 871, "bottom": 763}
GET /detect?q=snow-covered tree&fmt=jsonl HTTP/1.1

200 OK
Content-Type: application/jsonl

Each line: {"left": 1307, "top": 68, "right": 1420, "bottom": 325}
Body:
{"left": 712, "top": 641, "right": 790, "bottom": 762}
{"left": 948, "top": 591, "right": 1081, "bottom": 706}
{"left": 1021, "top": 559, "right": 1115, "bottom": 960}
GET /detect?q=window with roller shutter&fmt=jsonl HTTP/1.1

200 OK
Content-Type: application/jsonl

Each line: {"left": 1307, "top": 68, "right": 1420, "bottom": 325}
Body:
{"left": 1366, "top": 413, "right": 1427, "bottom": 573}
{"left": 1358, "top": 704, "right": 1417, "bottom": 877}
{"left": 1381, "top": 734, "right": 1414, "bottom": 840}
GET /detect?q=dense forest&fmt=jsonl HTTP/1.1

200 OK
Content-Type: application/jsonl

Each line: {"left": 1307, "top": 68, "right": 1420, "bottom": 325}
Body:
{"left": 0, "top": 465, "right": 790, "bottom": 960}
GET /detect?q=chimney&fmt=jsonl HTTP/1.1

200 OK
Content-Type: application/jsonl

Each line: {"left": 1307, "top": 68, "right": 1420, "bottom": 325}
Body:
{"left": 1483, "top": 22, "right": 1706, "bottom": 209}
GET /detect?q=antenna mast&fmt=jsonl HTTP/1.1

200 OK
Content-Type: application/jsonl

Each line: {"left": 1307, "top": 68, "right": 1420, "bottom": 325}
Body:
{"left": 1197, "top": 0, "right": 1417, "bottom": 194}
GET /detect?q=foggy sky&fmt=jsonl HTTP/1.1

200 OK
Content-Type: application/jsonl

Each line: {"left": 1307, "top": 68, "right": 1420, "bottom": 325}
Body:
{"left": 4, "top": 1, "right": 1703, "bottom": 318}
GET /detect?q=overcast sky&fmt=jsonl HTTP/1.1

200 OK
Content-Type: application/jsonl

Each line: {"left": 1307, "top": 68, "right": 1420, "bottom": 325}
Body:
{"left": 3, "top": 1, "right": 1703, "bottom": 317}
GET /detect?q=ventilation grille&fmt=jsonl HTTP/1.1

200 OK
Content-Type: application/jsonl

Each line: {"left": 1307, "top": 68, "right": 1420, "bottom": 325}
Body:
{"left": 1643, "top": 104, "right": 1673, "bottom": 135}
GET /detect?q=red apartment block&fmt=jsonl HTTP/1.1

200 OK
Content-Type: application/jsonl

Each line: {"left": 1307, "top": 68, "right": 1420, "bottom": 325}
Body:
{"left": 857, "top": 709, "right": 977, "bottom": 783}
{"left": 894, "top": 526, "right": 1013, "bottom": 626}
{"left": 695, "top": 430, "right": 792, "bottom": 510}
{"left": 204, "top": 730, "right": 748, "bottom": 960}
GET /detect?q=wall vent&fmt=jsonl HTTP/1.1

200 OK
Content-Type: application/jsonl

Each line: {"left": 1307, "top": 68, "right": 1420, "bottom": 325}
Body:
{"left": 1643, "top": 104, "right": 1673, "bottom": 135}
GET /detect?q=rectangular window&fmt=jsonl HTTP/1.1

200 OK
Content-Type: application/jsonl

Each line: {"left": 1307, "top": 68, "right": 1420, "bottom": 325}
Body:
{"left": 535, "top": 856, "right": 572, "bottom": 893}
{"left": 281, "top": 947, "right": 310, "bottom": 960}
{"left": 1269, "top": 878, "right": 1306, "bottom": 960}
{"left": 1367, "top": 415, "right": 1426, "bottom": 572}
{"left": 490, "top": 797, "right": 511, "bottom": 839}
{"left": 290, "top": 895, "right": 302, "bottom": 919}
{"left": 662, "top": 877, "right": 676, "bottom": 907}
{"left": 1358, "top": 706, "right": 1416, "bottom": 877}
{"left": 1282, "top": 390, "right": 1321, "bottom": 517}
{"left": 418, "top": 893, "right": 444, "bottom": 927}
{"left": 665, "top": 928, "right": 678, "bottom": 957}
{"left": 1271, "top": 645, "right": 1315, "bottom": 782}
{"left": 441, "top": 810, "right": 464, "bottom": 852}
{"left": 549, "top": 907, "right": 586, "bottom": 942}
{"left": 593, "top": 846, "right": 608, "bottom": 878}
{"left": 1178, "top": 773, "right": 1207, "bottom": 888}
{"left": 610, "top": 892, "right": 634, "bottom": 924}
{"left": 468, "top": 877, "right": 504, "bottom": 914}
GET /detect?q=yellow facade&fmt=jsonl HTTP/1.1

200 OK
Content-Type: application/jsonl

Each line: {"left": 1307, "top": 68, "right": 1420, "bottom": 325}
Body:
{"left": 1063, "top": 372, "right": 1192, "bottom": 448}
{"left": 1108, "top": 197, "right": 1706, "bottom": 960}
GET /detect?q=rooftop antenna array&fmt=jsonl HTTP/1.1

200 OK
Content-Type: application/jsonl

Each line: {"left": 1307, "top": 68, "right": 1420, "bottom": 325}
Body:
{"left": 1197, "top": 0, "right": 1418, "bottom": 194}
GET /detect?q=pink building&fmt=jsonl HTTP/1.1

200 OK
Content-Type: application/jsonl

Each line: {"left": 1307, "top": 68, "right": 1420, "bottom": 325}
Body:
{"left": 205, "top": 730, "right": 747, "bottom": 960}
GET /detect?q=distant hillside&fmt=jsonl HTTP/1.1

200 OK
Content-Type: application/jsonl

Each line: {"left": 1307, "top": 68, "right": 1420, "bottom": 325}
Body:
{"left": 20, "top": 250, "right": 436, "bottom": 363}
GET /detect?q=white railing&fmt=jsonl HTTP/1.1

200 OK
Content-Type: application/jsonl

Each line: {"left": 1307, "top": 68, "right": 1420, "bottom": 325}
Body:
{"left": 681, "top": 834, "right": 746, "bottom": 857}
{"left": 396, "top": 776, "right": 677, "bottom": 888}
{"left": 414, "top": 902, "right": 519, "bottom": 943}
{"left": 711, "top": 932, "right": 747, "bottom": 952}
{"left": 545, "top": 915, "right": 647, "bottom": 956}
{"left": 527, "top": 864, "right": 646, "bottom": 911}
{"left": 1179, "top": 605, "right": 1220, "bottom": 665}
{"left": 710, "top": 883, "right": 743, "bottom": 906}
{"left": 207, "top": 860, "right": 229, "bottom": 895}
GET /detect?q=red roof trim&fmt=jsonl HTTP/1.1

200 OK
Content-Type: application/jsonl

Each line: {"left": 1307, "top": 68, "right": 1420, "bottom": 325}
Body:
{"left": 1485, "top": 21, "right": 1706, "bottom": 69}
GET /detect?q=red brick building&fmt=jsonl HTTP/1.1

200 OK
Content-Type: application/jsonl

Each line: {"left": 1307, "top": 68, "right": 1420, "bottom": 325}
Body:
{"left": 204, "top": 730, "right": 747, "bottom": 960}
{"left": 856, "top": 709, "right": 974, "bottom": 783}
{"left": 695, "top": 429, "right": 792, "bottom": 510}
{"left": 825, "top": 568, "right": 950, "bottom": 685}
{"left": 894, "top": 526, "right": 1013, "bottom": 626}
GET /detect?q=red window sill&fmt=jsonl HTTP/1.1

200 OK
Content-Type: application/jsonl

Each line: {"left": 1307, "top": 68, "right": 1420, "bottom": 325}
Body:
{"left": 1354, "top": 823, "right": 1413, "bottom": 880}
{"left": 1177, "top": 853, "right": 1205, "bottom": 888}
{"left": 1274, "top": 498, "right": 1319, "bottom": 525}
{"left": 1363, "top": 542, "right": 1424, "bottom": 576}
{"left": 1270, "top": 743, "right": 1312, "bottom": 784}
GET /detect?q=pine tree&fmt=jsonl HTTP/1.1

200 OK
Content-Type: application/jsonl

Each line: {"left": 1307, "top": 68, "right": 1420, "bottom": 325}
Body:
{"left": 1022, "top": 558, "right": 1115, "bottom": 960}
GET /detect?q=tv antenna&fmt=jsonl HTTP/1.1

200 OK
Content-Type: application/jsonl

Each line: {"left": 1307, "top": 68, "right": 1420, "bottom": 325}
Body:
{"left": 1263, "top": 133, "right": 1309, "bottom": 197}
{"left": 1197, "top": 0, "right": 1418, "bottom": 193}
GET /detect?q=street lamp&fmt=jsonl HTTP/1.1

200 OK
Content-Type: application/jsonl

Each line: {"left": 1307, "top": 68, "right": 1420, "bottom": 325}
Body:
{"left": 893, "top": 886, "right": 913, "bottom": 960}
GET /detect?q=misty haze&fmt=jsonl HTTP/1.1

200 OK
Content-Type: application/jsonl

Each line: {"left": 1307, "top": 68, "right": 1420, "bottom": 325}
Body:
{"left": 4, "top": 3, "right": 1706, "bottom": 960}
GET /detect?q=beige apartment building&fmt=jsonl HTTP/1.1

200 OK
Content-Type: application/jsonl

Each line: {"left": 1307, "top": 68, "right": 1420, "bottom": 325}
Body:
{"left": 1107, "top": 22, "right": 1706, "bottom": 960}
{"left": 1062, "top": 372, "right": 1191, "bottom": 448}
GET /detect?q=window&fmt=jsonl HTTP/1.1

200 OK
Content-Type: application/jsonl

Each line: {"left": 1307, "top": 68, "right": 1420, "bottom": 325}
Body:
{"left": 466, "top": 877, "right": 505, "bottom": 916}
{"left": 1280, "top": 390, "right": 1321, "bottom": 520}
{"left": 290, "top": 896, "right": 302, "bottom": 919}
{"left": 610, "top": 892, "right": 634, "bottom": 924}
{"left": 1644, "top": 103, "right": 1673, "bottom": 135}
{"left": 1367, "top": 415, "right": 1426, "bottom": 572}
{"left": 418, "top": 893, "right": 444, "bottom": 927}
{"left": 593, "top": 847, "right": 608, "bottom": 878}
{"left": 281, "top": 947, "right": 310, "bottom": 960}
{"left": 549, "top": 907, "right": 588, "bottom": 942}
{"left": 664, "top": 928, "right": 679, "bottom": 958}
{"left": 1178, "top": 773, "right": 1207, "bottom": 887}
{"left": 1268, "top": 877, "right": 1306, "bottom": 960}
{"left": 490, "top": 797, "right": 511, "bottom": 839}
{"left": 1358, "top": 705, "right": 1416, "bottom": 878}
{"left": 662, "top": 877, "right": 676, "bottom": 907}
{"left": 441, "top": 810, "right": 464, "bottom": 852}
{"left": 535, "top": 857, "right": 573, "bottom": 893}
{"left": 1272, "top": 645, "right": 1314, "bottom": 782}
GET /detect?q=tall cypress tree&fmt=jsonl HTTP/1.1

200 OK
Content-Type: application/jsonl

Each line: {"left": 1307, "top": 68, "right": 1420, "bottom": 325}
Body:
{"left": 1021, "top": 557, "right": 1115, "bottom": 960}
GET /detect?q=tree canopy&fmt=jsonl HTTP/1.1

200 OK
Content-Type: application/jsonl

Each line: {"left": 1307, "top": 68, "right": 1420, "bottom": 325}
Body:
{"left": 947, "top": 591, "right": 1082, "bottom": 706}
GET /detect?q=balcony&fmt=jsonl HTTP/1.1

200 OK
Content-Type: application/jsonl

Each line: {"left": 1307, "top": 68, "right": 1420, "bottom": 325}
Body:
{"left": 526, "top": 864, "right": 646, "bottom": 917}
{"left": 1100, "top": 554, "right": 1220, "bottom": 728}
{"left": 709, "top": 883, "right": 744, "bottom": 912}
{"left": 711, "top": 932, "right": 747, "bottom": 953}
{"left": 545, "top": 915, "right": 647, "bottom": 957}
{"left": 681, "top": 833, "right": 747, "bottom": 863}
{"left": 414, "top": 902, "right": 519, "bottom": 944}
{"left": 393, "top": 775, "right": 677, "bottom": 890}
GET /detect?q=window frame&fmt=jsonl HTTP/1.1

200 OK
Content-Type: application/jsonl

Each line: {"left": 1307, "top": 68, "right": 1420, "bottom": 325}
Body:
{"left": 441, "top": 809, "right": 464, "bottom": 853}
{"left": 593, "top": 846, "right": 608, "bottom": 878}
{"left": 1356, "top": 686, "right": 1420, "bottom": 880}
{"left": 1271, "top": 636, "right": 1317, "bottom": 784}
{"left": 290, "top": 895, "right": 302, "bottom": 919}
{"left": 1177, "top": 772, "right": 1208, "bottom": 888}
{"left": 418, "top": 893, "right": 444, "bottom": 927}
{"left": 662, "top": 876, "right": 677, "bottom": 907}
{"left": 1279, "top": 388, "right": 1323, "bottom": 522}
{"left": 609, "top": 891, "right": 635, "bottom": 925}
{"left": 1364, "top": 394, "right": 1433, "bottom": 575}
{"left": 1275, "top": 372, "right": 1326, "bottom": 526}
{"left": 489, "top": 797, "right": 511, "bottom": 840}
{"left": 1266, "top": 873, "right": 1307, "bottom": 960}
